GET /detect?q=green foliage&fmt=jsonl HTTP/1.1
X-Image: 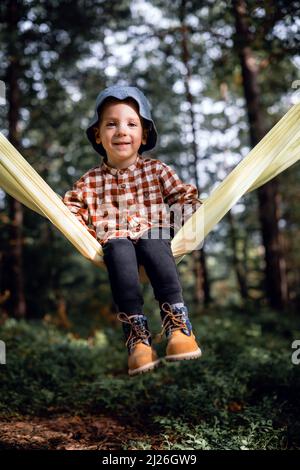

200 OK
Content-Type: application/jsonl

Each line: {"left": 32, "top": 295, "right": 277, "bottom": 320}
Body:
{"left": 1, "top": 306, "right": 299, "bottom": 449}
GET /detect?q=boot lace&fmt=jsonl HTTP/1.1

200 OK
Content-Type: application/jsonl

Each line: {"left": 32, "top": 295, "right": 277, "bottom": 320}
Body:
{"left": 155, "top": 302, "right": 188, "bottom": 343}
{"left": 117, "top": 312, "right": 151, "bottom": 351}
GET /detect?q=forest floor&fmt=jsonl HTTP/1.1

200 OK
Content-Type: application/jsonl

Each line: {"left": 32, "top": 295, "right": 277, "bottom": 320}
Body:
{"left": 1, "top": 304, "right": 300, "bottom": 450}
{"left": 0, "top": 413, "right": 161, "bottom": 450}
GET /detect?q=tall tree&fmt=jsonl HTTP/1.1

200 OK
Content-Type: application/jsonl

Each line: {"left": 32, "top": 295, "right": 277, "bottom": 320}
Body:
{"left": 232, "top": 0, "right": 289, "bottom": 310}
{"left": 1, "top": 0, "right": 26, "bottom": 317}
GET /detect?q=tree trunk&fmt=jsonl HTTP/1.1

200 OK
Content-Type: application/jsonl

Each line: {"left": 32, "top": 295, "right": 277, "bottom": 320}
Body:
{"left": 257, "top": 180, "right": 289, "bottom": 309}
{"left": 179, "top": 0, "right": 211, "bottom": 306}
{"left": 232, "top": 0, "right": 289, "bottom": 311}
{"left": 2, "top": 0, "right": 26, "bottom": 318}
{"left": 227, "top": 210, "right": 248, "bottom": 301}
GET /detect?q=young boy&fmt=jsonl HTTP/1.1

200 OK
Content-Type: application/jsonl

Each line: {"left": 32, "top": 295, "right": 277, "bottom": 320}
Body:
{"left": 63, "top": 85, "right": 202, "bottom": 376}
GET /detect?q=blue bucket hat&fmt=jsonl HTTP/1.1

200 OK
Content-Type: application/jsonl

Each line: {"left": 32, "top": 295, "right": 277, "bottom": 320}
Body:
{"left": 86, "top": 85, "right": 158, "bottom": 157}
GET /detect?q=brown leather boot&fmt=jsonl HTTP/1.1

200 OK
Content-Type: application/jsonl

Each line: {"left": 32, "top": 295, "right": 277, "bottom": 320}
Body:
{"left": 156, "top": 303, "right": 202, "bottom": 361}
{"left": 118, "top": 313, "right": 160, "bottom": 376}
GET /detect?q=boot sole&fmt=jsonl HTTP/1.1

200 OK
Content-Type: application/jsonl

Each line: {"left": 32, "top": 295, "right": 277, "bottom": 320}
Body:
{"left": 165, "top": 348, "right": 202, "bottom": 362}
{"left": 128, "top": 359, "right": 161, "bottom": 376}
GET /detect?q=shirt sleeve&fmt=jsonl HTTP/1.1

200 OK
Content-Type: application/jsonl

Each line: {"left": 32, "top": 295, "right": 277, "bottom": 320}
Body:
{"left": 62, "top": 177, "right": 97, "bottom": 239}
{"left": 158, "top": 162, "right": 203, "bottom": 220}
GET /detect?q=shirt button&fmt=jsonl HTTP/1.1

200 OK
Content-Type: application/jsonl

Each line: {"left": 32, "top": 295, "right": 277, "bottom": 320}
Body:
{"left": 120, "top": 183, "right": 126, "bottom": 189}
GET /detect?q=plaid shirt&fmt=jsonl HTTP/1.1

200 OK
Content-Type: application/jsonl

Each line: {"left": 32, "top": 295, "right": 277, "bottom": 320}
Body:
{"left": 63, "top": 154, "right": 202, "bottom": 245}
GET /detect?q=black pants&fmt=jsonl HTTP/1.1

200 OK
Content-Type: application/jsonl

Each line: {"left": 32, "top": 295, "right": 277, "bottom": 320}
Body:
{"left": 102, "top": 228, "right": 183, "bottom": 314}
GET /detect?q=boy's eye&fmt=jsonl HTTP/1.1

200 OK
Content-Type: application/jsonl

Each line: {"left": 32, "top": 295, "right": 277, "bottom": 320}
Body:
{"left": 106, "top": 122, "right": 138, "bottom": 127}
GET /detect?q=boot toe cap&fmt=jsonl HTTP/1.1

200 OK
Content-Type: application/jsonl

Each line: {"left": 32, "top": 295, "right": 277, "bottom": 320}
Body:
{"left": 128, "top": 343, "right": 159, "bottom": 375}
{"left": 166, "top": 331, "right": 202, "bottom": 361}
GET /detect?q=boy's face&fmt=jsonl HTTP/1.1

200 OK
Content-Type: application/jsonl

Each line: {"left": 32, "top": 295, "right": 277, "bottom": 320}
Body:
{"left": 94, "top": 99, "right": 147, "bottom": 168}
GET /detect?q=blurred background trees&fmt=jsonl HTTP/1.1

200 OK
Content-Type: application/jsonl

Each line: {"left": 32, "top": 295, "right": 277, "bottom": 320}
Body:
{"left": 0, "top": 0, "right": 299, "bottom": 326}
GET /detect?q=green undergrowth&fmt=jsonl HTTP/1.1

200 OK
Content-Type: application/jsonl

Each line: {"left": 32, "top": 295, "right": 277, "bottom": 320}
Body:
{"left": 0, "top": 306, "right": 299, "bottom": 449}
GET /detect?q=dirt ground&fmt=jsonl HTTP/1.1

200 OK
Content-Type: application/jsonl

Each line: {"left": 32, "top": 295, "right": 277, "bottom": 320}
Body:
{"left": 0, "top": 414, "right": 159, "bottom": 450}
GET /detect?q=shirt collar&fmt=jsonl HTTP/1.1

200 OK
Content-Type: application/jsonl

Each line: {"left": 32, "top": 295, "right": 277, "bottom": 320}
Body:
{"left": 101, "top": 154, "right": 141, "bottom": 175}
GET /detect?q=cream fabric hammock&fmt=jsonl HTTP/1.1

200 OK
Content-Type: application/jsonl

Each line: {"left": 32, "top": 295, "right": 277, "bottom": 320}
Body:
{"left": 0, "top": 102, "right": 299, "bottom": 269}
